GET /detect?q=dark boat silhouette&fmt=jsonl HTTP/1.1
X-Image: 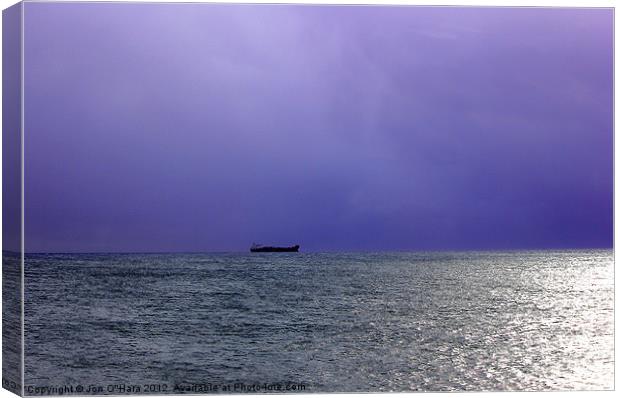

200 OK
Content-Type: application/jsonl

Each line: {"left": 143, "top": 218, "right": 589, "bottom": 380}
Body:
{"left": 250, "top": 243, "right": 300, "bottom": 253}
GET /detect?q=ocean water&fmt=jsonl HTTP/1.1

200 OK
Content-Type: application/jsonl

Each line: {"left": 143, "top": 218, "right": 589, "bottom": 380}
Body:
{"left": 2, "top": 252, "right": 22, "bottom": 395}
{"left": 16, "top": 250, "right": 614, "bottom": 393}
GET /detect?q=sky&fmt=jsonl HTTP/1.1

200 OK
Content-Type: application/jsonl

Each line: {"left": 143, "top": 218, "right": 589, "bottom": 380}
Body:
{"left": 23, "top": 3, "right": 613, "bottom": 252}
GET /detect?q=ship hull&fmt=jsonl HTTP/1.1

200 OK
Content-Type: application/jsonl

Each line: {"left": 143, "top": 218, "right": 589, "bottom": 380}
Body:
{"left": 250, "top": 245, "right": 300, "bottom": 253}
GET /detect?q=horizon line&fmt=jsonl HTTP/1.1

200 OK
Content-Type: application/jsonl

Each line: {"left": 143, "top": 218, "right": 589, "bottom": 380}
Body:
{"left": 3, "top": 246, "right": 614, "bottom": 255}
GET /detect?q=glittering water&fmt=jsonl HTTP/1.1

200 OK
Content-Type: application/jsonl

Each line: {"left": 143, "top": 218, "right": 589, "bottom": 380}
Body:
{"left": 20, "top": 250, "right": 613, "bottom": 393}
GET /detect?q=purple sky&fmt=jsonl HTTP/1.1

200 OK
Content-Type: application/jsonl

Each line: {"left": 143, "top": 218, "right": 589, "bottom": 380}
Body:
{"left": 23, "top": 3, "right": 613, "bottom": 252}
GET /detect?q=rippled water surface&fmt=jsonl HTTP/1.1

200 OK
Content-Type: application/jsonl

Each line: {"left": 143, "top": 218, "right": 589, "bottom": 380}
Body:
{"left": 22, "top": 250, "right": 613, "bottom": 393}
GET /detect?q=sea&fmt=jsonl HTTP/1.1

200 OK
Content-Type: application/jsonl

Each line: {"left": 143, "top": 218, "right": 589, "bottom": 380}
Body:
{"left": 4, "top": 250, "right": 615, "bottom": 393}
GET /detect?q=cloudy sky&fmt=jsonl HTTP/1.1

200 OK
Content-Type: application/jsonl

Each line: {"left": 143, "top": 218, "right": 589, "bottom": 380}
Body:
{"left": 23, "top": 3, "right": 612, "bottom": 252}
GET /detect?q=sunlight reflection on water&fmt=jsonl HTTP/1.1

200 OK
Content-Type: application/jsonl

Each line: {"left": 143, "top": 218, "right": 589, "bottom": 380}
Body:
{"left": 21, "top": 250, "right": 613, "bottom": 392}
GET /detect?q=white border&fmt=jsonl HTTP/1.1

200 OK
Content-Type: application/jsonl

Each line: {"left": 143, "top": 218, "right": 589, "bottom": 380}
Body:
{"left": 19, "top": 2, "right": 24, "bottom": 396}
